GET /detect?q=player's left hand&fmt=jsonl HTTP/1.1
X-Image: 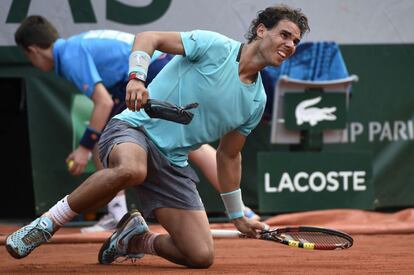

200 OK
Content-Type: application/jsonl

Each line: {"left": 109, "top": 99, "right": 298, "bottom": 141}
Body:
{"left": 232, "top": 216, "right": 269, "bottom": 238}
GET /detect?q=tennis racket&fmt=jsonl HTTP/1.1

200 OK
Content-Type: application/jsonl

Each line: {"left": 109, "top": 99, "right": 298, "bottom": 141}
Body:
{"left": 211, "top": 226, "right": 353, "bottom": 250}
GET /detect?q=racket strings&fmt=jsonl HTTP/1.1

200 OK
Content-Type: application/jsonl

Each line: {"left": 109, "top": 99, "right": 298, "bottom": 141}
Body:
{"left": 284, "top": 232, "right": 351, "bottom": 248}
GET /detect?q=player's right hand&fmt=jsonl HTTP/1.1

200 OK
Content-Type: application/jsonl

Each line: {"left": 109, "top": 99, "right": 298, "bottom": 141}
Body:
{"left": 125, "top": 79, "right": 148, "bottom": 112}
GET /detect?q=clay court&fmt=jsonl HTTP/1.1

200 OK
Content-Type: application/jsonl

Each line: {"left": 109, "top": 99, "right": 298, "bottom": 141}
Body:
{"left": 2, "top": 209, "right": 414, "bottom": 274}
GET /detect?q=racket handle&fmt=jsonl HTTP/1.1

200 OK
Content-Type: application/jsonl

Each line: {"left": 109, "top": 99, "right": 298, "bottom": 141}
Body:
{"left": 211, "top": 229, "right": 241, "bottom": 239}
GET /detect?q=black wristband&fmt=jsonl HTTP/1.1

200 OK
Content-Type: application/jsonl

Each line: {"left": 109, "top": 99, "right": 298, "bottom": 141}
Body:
{"left": 79, "top": 127, "right": 101, "bottom": 150}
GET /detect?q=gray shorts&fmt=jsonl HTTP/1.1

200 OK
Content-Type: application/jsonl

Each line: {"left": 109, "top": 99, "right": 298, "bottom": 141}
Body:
{"left": 98, "top": 119, "right": 204, "bottom": 221}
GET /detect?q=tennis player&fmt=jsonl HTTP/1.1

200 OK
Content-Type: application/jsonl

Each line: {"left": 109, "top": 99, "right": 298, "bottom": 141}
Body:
{"left": 6, "top": 5, "right": 309, "bottom": 268}
{"left": 12, "top": 16, "right": 260, "bottom": 233}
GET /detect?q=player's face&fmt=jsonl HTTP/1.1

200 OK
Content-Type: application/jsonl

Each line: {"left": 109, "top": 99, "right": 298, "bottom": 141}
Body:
{"left": 258, "top": 20, "right": 301, "bottom": 66}
{"left": 24, "top": 46, "right": 53, "bottom": 72}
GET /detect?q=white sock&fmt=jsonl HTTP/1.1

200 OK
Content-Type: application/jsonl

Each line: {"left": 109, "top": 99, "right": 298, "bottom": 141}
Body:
{"left": 107, "top": 194, "right": 128, "bottom": 222}
{"left": 48, "top": 195, "right": 78, "bottom": 226}
{"left": 135, "top": 232, "right": 159, "bottom": 255}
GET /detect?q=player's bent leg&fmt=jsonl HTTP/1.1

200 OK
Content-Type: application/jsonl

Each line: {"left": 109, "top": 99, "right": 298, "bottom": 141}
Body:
{"left": 68, "top": 142, "right": 148, "bottom": 213}
{"left": 6, "top": 216, "right": 54, "bottom": 259}
{"left": 154, "top": 208, "right": 214, "bottom": 268}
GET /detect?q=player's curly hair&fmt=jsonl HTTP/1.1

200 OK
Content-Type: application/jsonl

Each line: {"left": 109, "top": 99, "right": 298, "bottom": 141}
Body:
{"left": 15, "top": 15, "right": 59, "bottom": 49}
{"left": 245, "top": 4, "right": 310, "bottom": 43}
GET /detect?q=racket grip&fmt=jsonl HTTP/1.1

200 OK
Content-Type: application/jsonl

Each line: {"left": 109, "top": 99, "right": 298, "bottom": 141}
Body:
{"left": 211, "top": 229, "right": 242, "bottom": 239}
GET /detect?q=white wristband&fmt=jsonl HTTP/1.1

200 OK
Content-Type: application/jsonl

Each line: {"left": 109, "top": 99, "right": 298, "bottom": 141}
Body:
{"left": 220, "top": 188, "right": 244, "bottom": 220}
{"left": 128, "top": 50, "right": 151, "bottom": 81}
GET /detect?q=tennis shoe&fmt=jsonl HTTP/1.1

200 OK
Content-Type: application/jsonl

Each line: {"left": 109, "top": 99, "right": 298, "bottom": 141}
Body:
{"left": 81, "top": 213, "right": 119, "bottom": 233}
{"left": 244, "top": 207, "right": 261, "bottom": 221}
{"left": 98, "top": 209, "right": 148, "bottom": 264}
{"left": 6, "top": 216, "right": 54, "bottom": 259}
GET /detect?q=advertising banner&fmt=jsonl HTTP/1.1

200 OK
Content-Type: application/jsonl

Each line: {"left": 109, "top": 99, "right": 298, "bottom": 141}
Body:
{"left": 258, "top": 151, "right": 374, "bottom": 212}
{"left": 284, "top": 91, "right": 347, "bottom": 130}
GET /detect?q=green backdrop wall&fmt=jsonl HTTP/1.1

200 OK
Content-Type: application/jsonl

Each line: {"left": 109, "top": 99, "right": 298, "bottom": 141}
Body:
{"left": 1, "top": 44, "right": 414, "bottom": 215}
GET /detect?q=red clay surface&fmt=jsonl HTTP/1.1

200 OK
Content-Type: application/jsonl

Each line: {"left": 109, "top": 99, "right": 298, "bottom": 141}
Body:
{"left": 2, "top": 234, "right": 414, "bottom": 274}
{"left": 2, "top": 209, "right": 414, "bottom": 274}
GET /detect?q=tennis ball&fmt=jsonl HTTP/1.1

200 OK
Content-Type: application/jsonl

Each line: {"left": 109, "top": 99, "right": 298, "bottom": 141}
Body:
{"left": 67, "top": 160, "right": 74, "bottom": 169}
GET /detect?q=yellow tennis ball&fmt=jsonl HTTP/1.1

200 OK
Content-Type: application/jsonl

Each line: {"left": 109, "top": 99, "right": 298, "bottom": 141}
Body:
{"left": 67, "top": 160, "right": 74, "bottom": 169}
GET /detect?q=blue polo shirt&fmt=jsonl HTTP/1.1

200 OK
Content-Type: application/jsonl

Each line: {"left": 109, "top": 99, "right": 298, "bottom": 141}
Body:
{"left": 115, "top": 30, "right": 266, "bottom": 167}
{"left": 53, "top": 30, "right": 163, "bottom": 99}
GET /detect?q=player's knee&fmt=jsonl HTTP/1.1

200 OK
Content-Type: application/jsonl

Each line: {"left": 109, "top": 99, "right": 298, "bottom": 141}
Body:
{"left": 186, "top": 247, "right": 214, "bottom": 268}
{"left": 116, "top": 165, "right": 147, "bottom": 187}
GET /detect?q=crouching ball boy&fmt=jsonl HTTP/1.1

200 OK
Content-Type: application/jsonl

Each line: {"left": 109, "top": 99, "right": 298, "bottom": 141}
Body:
{"left": 6, "top": 5, "right": 309, "bottom": 268}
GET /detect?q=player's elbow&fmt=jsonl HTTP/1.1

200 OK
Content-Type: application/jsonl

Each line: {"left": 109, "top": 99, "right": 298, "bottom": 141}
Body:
{"left": 216, "top": 148, "right": 241, "bottom": 165}
{"left": 134, "top": 31, "right": 158, "bottom": 48}
{"left": 102, "top": 97, "right": 114, "bottom": 111}
{"left": 134, "top": 31, "right": 148, "bottom": 41}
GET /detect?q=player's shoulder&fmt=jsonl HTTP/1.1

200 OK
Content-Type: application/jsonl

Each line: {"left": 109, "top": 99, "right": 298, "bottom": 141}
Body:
{"left": 194, "top": 30, "right": 239, "bottom": 53}
{"left": 183, "top": 29, "right": 236, "bottom": 45}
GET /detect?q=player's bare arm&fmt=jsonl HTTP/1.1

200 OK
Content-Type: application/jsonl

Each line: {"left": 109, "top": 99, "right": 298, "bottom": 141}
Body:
{"left": 217, "top": 131, "right": 266, "bottom": 236}
{"left": 216, "top": 130, "right": 245, "bottom": 193}
{"left": 132, "top": 31, "right": 185, "bottom": 56}
{"left": 126, "top": 32, "right": 184, "bottom": 111}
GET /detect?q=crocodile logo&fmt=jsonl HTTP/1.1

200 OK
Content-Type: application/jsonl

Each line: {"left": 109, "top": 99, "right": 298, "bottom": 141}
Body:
{"left": 295, "top": 96, "right": 337, "bottom": 126}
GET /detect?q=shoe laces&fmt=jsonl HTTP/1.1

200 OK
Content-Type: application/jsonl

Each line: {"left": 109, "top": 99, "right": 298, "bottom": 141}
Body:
{"left": 22, "top": 224, "right": 52, "bottom": 246}
{"left": 115, "top": 254, "right": 142, "bottom": 264}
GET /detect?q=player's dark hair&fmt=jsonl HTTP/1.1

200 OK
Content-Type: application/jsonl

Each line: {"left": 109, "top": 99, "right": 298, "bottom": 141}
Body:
{"left": 245, "top": 4, "right": 310, "bottom": 43}
{"left": 15, "top": 15, "right": 59, "bottom": 49}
